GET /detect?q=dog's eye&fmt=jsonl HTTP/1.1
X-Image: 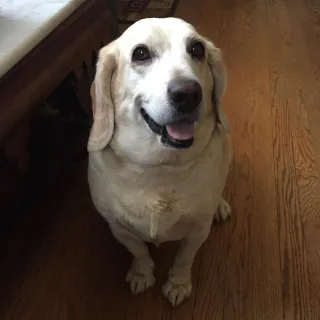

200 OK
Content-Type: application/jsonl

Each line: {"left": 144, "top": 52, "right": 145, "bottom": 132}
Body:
{"left": 188, "top": 41, "right": 205, "bottom": 60}
{"left": 132, "top": 45, "right": 151, "bottom": 62}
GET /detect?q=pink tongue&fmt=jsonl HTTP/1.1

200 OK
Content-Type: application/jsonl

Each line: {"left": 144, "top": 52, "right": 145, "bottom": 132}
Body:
{"left": 166, "top": 122, "right": 195, "bottom": 141}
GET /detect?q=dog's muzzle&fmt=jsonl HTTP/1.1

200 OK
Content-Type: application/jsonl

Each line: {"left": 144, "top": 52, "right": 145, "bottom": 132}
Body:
{"left": 141, "top": 78, "right": 202, "bottom": 149}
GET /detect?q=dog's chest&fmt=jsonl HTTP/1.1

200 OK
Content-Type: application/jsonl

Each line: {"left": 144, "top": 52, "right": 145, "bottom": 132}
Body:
{"left": 92, "top": 160, "right": 220, "bottom": 244}
{"left": 88, "top": 134, "right": 231, "bottom": 244}
{"left": 113, "top": 184, "right": 215, "bottom": 245}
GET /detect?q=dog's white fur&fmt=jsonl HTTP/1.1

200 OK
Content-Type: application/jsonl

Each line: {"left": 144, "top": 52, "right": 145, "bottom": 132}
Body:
{"left": 87, "top": 17, "right": 232, "bottom": 307}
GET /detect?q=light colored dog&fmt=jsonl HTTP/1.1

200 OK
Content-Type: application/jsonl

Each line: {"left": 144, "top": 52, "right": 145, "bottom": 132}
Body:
{"left": 87, "top": 17, "right": 232, "bottom": 307}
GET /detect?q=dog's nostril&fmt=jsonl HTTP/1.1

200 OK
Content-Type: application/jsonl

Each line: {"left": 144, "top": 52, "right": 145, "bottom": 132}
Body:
{"left": 167, "top": 78, "right": 202, "bottom": 113}
{"left": 171, "top": 91, "right": 186, "bottom": 104}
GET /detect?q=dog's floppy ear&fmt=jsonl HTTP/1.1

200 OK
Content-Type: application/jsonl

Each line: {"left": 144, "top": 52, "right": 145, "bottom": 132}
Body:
{"left": 87, "top": 43, "right": 118, "bottom": 152}
{"left": 206, "top": 40, "right": 230, "bottom": 133}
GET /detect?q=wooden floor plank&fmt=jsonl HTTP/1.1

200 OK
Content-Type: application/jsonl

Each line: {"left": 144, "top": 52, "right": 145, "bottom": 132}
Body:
{"left": 266, "top": 0, "right": 316, "bottom": 318}
{"left": 283, "top": 0, "right": 320, "bottom": 317}
{"left": 300, "top": 0, "right": 320, "bottom": 170}
{"left": 246, "top": 0, "right": 284, "bottom": 318}
{"left": 215, "top": 0, "right": 283, "bottom": 318}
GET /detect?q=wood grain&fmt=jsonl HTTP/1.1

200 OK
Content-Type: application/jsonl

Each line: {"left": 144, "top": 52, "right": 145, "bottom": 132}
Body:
{"left": 1, "top": 0, "right": 320, "bottom": 319}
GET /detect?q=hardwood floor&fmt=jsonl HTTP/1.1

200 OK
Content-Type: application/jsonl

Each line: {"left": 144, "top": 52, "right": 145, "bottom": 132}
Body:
{"left": 1, "top": 0, "right": 320, "bottom": 319}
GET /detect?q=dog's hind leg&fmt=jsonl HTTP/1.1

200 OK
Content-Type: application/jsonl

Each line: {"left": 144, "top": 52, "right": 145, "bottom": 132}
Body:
{"left": 213, "top": 197, "right": 231, "bottom": 223}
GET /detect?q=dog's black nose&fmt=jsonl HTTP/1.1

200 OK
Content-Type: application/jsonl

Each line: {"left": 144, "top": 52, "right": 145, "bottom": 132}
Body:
{"left": 167, "top": 78, "right": 202, "bottom": 113}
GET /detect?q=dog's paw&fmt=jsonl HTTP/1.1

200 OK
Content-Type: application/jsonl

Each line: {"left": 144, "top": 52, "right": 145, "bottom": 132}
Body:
{"left": 213, "top": 198, "right": 231, "bottom": 223}
{"left": 162, "top": 276, "right": 192, "bottom": 307}
{"left": 126, "top": 271, "right": 155, "bottom": 295}
{"left": 126, "top": 257, "right": 155, "bottom": 295}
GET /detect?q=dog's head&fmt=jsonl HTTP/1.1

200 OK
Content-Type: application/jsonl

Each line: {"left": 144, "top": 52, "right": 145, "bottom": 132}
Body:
{"left": 88, "top": 18, "right": 229, "bottom": 165}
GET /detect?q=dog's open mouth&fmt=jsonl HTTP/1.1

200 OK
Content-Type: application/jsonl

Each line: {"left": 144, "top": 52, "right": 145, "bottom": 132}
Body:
{"left": 140, "top": 108, "right": 195, "bottom": 149}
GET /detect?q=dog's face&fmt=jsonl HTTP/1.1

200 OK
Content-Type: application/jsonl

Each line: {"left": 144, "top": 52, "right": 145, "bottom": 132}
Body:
{"left": 88, "top": 18, "right": 229, "bottom": 165}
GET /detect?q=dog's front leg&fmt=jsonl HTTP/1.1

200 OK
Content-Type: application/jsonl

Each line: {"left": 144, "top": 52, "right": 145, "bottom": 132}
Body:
{"left": 109, "top": 223, "right": 155, "bottom": 294}
{"left": 162, "top": 198, "right": 231, "bottom": 307}
{"left": 162, "top": 223, "right": 211, "bottom": 307}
